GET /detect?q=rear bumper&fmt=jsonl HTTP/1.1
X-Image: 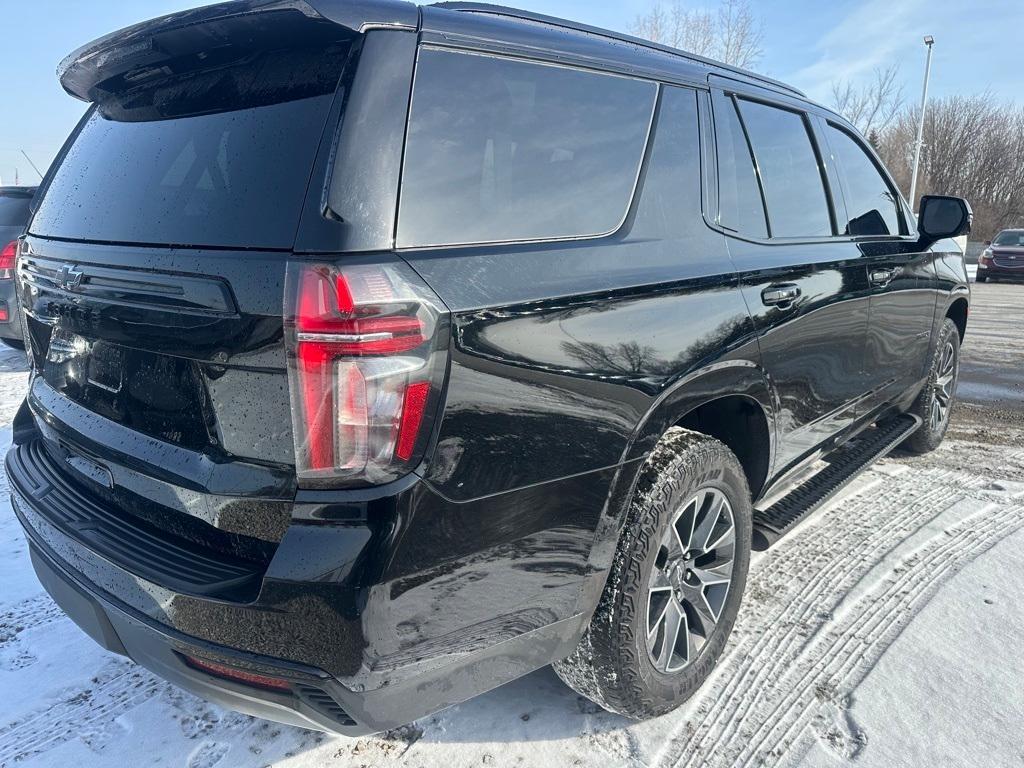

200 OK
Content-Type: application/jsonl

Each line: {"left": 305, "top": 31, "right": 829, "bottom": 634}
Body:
{"left": 26, "top": 537, "right": 364, "bottom": 733}
{"left": 7, "top": 419, "right": 603, "bottom": 733}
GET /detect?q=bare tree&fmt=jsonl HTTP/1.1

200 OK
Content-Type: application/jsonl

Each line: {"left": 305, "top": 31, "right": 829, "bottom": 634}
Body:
{"left": 874, "top": 93, "right": 1024, "bottom": 237}
{"left": 830, "top": 65, "right": 904, "bottom": 136}
{"left": 716, "top": 0, "right": 764, "bottom": 70}
{"left": 630, "top": 0, "right": 764, "bottom": 69}
{"left": 630, "top": 4, "right": 716, "bottom": 57}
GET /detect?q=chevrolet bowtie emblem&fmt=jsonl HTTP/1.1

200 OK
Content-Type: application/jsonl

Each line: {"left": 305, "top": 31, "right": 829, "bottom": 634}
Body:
{"left": 56, "top": 264, "right": 85, "bottom": 292}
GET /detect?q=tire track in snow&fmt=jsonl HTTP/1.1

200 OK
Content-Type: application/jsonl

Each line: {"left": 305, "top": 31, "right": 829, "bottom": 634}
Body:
{"left": 653, "top": 466, "right": 980, "bottom": 768}
{"left": 0, "top": 594, "right": 64, "bottom": 643}
{"left": 737, "top": 501, "right": 1024, "bottom": 767}
{"left": 0, "top": 594, "right": 66, "bottom": 672}
{"left": 658, "top": 464, "right": 1021, "bottom": 768}
{"left": 684, "top": 475, "right": 975, "bottom": 761}
{"left": 0, "top": 659, "right": 164, "bottom": 765}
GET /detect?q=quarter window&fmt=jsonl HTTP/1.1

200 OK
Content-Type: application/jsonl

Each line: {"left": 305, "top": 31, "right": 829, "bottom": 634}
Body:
{"left": 737, "top": 99, "right": 832, "bottom": 238}
{"left": 631, "top": 87, "right": 703, "bottom": 240}
{"left": 826, "top": 124, "right": 904, "bottom": 236}
{"left": 397, "top": 49, "right": 657, "bottom": 247}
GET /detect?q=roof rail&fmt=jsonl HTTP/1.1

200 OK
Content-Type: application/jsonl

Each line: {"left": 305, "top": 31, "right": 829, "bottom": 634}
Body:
{"left": 430, "top": 2, "right": 805, "bottom": 98}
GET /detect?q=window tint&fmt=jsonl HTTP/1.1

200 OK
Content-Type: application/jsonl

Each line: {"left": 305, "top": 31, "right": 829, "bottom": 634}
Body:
{"left": 397, "top": 49, "right": 656, "bottom": 247}
{"left": 631, "top": 87, "right": 702, "bottom": 240}
{"left": 31, "top": 40, "right": 352, "bottom": 249}
{"left": 714, "top": 93, "right": 767, "bottom": 238}
{"left": 0, "top": 194, "right": 32, "bottom": 227}
{"left": 32, "top": 98, "right": 336, "bottom": 248}
{"left": 737, "top": 99, "right": 832, "bottom": 238}
{"left": 826, "top": 124, "right": 903, "bottom": 236}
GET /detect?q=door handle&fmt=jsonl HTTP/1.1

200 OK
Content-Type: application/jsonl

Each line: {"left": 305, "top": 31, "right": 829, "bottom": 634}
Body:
{"left": 869, "top": 267, "right": 898, "bottom": 286}
{"left": 761, "top": 284, "right": 801, "bottom": 306}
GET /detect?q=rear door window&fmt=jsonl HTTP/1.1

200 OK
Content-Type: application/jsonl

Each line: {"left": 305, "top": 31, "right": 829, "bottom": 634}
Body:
{"left": 737, "top": 99, "right": 833, "bottom": 238}
{"left": 397, "top": 48, "right": 657, "bottom": 247}
{"left": 826, "top": 123, "right": 904, "bottom": 236}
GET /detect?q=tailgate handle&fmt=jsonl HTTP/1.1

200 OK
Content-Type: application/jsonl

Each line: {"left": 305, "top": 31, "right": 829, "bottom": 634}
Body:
{"left": 761, "top": 284, "right": 801, "bottom": 306}
{"left": 869, "top": 267, "right": 898, "bottom": 286}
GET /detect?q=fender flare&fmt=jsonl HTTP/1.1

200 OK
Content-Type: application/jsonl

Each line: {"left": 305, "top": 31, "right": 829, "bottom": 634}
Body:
{"left": 620, "top": 359, "right": 776, "bottom": 468}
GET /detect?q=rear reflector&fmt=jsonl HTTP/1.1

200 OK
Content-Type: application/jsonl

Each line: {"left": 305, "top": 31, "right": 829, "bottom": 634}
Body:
{"left": 286, "top": 260, "right": 448, "bottom": 487}
{"left": 396, "top": 380, "right": 430, "bottom": 461}
{"left": 183, "top": 655, "right": 293, "bottom": 692}
{"left": 0, "top": 302, "right": 8, "bottom": 323}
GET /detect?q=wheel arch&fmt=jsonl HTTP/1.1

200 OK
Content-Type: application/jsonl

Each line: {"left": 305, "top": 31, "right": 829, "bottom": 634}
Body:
{"left": 945, "top": 296, "right": 968, "bottom": 342}
{"left": 621, "top": 362, "right": 776, "bottom": 500}
{"left": 675, "top": 394, "right": 772, "bottom": 501}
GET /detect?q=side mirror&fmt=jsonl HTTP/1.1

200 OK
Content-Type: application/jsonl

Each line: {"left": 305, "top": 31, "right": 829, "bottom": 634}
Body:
{"left": 984, "top": 240, "right": 991, "bottom": 246}
{"left": 917, "top": 195, "right": 972, "bottom": 247}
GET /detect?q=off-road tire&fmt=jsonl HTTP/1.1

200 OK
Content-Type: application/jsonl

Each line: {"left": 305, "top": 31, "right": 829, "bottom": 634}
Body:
{"left": 902, "top": 318, "right": 960, "bottom": 454}
{"left": 552, "top": 427, "right": 752, "bottom": 719}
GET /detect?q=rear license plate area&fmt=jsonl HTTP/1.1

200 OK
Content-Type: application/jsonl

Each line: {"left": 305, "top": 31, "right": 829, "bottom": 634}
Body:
{"left": 87, "top": 341, "right": 124, "bottom": 394}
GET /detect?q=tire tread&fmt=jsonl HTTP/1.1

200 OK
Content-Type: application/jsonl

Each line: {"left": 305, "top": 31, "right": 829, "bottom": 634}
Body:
{"left": 553, "top": 428, "right": 751, "bottom": 718}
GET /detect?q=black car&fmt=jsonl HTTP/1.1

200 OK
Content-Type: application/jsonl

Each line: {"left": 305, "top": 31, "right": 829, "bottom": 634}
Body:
{"left": 9, "top": 0, "right": 971, "bottom": 734}
{"left": 0, "top": 186, "right": 36, "bottom": 348}
{"left": 977, "top": 229, "right": 1024, "bottom": 282}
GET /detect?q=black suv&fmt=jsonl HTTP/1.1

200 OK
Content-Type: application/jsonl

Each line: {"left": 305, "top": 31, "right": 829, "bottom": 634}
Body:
{"left": 9, "top": 0, "right": 971, "bottom": 734}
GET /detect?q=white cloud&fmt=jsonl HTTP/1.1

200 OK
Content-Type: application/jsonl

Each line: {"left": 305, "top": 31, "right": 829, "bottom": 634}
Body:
{"left": 788, "top": 0, "right": 928, "bottom": 101}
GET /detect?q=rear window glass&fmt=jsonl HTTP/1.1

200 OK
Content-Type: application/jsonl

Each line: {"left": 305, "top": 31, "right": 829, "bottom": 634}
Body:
{"left": 0, "top": 195, "right": 32, "bottom": 227}
{"left": 397, "top": 49, "right": 657, "bottom": 247}
{"left": 31, "top": 43, "right": 352, "bottom": 249}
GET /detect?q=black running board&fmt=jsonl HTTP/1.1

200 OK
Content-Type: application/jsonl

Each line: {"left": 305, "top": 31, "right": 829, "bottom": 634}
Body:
{"left": 752, "top": 414, "right": 922, "bottom": 549}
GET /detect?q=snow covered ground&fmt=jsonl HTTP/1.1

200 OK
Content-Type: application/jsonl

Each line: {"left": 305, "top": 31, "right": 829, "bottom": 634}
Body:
{"left": 1, "top": 283, "right": 1023, "bottom": 767}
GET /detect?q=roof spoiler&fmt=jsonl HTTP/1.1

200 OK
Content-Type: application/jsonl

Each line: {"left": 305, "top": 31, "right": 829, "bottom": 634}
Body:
{"left": 57, "top": 0, "right": 418, "bottom": 103}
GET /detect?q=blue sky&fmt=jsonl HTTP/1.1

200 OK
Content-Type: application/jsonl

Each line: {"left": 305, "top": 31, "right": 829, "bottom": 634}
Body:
{"left": 1, "top": 0, "right": 1021, "bottom": 184}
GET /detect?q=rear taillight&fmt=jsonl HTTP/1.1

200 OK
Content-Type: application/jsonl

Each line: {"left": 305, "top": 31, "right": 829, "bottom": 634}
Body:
{"left": 285, "top": 259, "right": 448, "bottom": 487}
{"left": 0, "top": 241, "right": 17, "bottom": 280}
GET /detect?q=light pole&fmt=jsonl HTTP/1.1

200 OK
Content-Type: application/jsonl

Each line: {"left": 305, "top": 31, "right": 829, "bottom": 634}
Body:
{"left": 909, "top": 35, "right": 935, "bottom": 210}
{"left": 20, "top": 150, "right": 44, "bottom": 181}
